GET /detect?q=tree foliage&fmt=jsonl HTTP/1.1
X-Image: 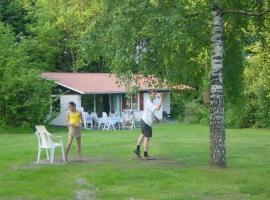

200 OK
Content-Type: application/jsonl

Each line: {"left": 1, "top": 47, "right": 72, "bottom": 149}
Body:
{"left": 0, "top": 22, "right": 52, "bottom": 127}
{"left": 0, "top": 0, "right": 270, "bottom": 129}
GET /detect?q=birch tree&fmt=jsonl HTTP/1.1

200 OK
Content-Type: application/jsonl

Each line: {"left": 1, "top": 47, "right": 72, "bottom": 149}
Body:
{"left": 209, "top": 5, "right": 270, "bottom": 167}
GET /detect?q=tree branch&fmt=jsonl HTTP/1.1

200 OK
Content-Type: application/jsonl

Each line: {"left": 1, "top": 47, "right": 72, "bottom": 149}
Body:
{"left": 223, "top": 9, "right": 270, "bottom": 16}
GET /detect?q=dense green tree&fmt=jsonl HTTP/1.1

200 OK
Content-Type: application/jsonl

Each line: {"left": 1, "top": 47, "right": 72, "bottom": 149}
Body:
{"left": 0, "top": 22, "right": 52, "bottom": 127}
{"left": 244, "top": 21, "right": 270, "bottom": 128}
{"left": 0, "top": 0, "right": 29, "bottom": 35}
{"left": 22, "top": 0, "right": 103, "bottom": 71}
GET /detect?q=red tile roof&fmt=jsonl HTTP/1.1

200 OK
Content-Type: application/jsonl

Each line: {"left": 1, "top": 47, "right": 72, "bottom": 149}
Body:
{"left": 41, "top": 72, "right": 173, "bottom": 94}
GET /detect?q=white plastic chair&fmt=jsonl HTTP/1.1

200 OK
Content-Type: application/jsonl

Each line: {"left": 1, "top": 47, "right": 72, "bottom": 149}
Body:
{"left": 102, "top": 112, "right": 108, "bottom": 118}
{"left": 122, "top": 118, "right": 135, "bottom": 130}
{"left": 91, "top": 112, "right": 99, "bottom": 129}
{"left": 122, "top": 110, "right": 136, "bottom": 130}
{"left": 101, "top": 112, "right": 117, "bottom": 130}
{"left": 108, "top": 117, "right": 123, "bottom": 130}
{"left": 100, "top": 112, "right": 108, "bottom": 130}
{"left": 83, "top": 112, "right": 93, "bottom": 130}
{"left": 122, "top": 109, "right": 136, "bottom": 130}
{"left": 35, "top": 125, "right": 65, "bottom": 164}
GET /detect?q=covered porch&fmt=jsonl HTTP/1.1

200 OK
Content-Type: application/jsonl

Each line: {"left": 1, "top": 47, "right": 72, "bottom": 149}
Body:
{"left": 81, "top": 91, "right": 170, "bottom": 120}
{"left": 81, "top": 93, "right": 122, "bottom": 118}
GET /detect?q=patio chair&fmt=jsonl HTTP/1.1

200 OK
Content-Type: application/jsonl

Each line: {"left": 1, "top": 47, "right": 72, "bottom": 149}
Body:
{"left": 110, "top": 116, "right": 123, "bottom": 130}
{"left": 122, "top": 111, "right": 136, "bottom": 130}
{"left": 109, "top": 110, "right": 117, "bottom": 117}
{"left": 101, "top": 112, "right": 110, "bottom": 130}
{"left": 35, "top": 125, "right": 65, "bottom": 164}
{"left": 83, "top": 112, "right": 93, "bottom": 130}
{"left": 122, "top": 118, "right": 135, "bottom": 130}
{"left": 162, "top": 111, "right": 172, "bottom": 120}
{"left": 91, "top": 112, "right": 99, "bottom": 129}
{"left": 102, "top": 112, "right": 108, "bottom": 118}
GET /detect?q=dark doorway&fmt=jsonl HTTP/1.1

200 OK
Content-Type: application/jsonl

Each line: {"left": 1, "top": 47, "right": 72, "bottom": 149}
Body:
{"left": 81, "top": 94, "right": 110, "bottom": 117}
{"left": 81, "top": 95, "right": 94, "bottom": 113}
{"left": 102, "top": 94, "right": 110, "bottom": 115}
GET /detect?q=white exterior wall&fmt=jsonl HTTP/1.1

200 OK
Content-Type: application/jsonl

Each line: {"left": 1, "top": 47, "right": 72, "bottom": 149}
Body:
{"left": 162, "top": 92, "right": 170, "bottom": 114}
{"left": 60, "top": 95, "right": 81, "bottom": 112}
{"left": 50, "top": 95, "right": 83, "bottom": 126}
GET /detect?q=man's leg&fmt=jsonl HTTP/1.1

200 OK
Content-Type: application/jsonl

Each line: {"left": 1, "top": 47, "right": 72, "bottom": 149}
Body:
{"left": 75, "top": 137, "right": 81, "bottom": 160}
{"left": 65, "top": 136, "right": 73, "bottom": 161}
{"left": 143, "top": 137, "right": 150, "bottom": 158}
{"left": 134, "top": 133, "right": 144, "bottom": 157}
{"left": 137, "top": 133, "right": 144, "bottom": 146}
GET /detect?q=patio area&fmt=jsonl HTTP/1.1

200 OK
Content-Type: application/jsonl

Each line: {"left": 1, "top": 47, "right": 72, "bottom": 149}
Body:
{"left": 82, "top": 109, "right": 136, "bottom": 131}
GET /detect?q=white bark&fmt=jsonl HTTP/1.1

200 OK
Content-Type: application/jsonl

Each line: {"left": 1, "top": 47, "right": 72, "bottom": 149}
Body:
{"left": 209, "top": 8, "right": 226, "bottom": 168}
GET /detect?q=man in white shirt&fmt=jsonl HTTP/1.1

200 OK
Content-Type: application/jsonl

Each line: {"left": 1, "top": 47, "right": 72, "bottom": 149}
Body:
{"left": 134, "top": 89, "right": 163, "bottom": 159}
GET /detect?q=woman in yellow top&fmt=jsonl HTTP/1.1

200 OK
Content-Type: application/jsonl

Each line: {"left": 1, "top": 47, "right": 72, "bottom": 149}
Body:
{"left": 65, "top": 101, "right": 84, "bottom": 161}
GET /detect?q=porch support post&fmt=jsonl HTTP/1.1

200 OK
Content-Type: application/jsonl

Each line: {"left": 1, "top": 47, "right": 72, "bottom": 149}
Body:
{"left": 120, "top": 94, "right": 123, "bottom": 116}
{"left": 109, "top": 94, "right": 112, "bottom": 113}
{"left": 116, "top": 95, "right": 120, "bottom": 115}
{"left": 94, "top": 94, "right": 96, "bottom": 112}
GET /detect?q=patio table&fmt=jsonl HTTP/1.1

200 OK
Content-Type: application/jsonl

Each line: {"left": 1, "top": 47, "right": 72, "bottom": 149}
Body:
{"left": 98, "top": 117, "right": 123, "bottom": 130}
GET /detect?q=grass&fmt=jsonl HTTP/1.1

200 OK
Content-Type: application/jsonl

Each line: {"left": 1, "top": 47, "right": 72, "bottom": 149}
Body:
{"left": 0, "top": 123, "right": 270, "bottom": 200}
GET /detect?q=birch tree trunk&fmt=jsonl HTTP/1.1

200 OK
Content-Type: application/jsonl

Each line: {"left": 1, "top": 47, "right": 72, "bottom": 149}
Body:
{"left": 209, "top": 8, "right": 226, "bottom": 168}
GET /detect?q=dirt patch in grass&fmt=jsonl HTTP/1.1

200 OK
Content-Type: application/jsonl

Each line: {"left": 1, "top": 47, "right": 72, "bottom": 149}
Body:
{"left": 75, "top": 179, "right": 96, "bottom": 200}
{"left": 66, "top": 156, "right": 186, "bottom": 168}
{"left": 75, "top": 189, "right": 95, "bottom": 200}
{"left": 201, "top": 192, "right": 250, "bottom": 200}
{"left": 129, "top": 156, "right": 187, "bottom": 168}
{"left": 75, "top": 156, "right": 187, "bottom": 169}
{"left": 33, "top": 158, "right": 66, "bottom": 165}
{"left": 76, "top": 178, "right": 88, "bottom": 186}
{"left": 23, "top": 156, "right": 186, "bottom": 170}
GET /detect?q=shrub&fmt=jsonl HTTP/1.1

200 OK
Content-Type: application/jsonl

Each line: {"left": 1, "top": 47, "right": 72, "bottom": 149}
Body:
{"left": 0, "top": 22, "right": 53, "bottom": 128}
{"left": 225, "top": 95, "right": 270, "bottom": 128}
{"left": 225, "top": 104, "right": 245, "bottom": 128}
{"left": 0, "top": 69, "right": 53, "bottom": 127}
{"left": 171, "top": 91, "right": 196, "bottom": 120}
{"left": 183, "top": 101, "right": 209, "bottom": 124}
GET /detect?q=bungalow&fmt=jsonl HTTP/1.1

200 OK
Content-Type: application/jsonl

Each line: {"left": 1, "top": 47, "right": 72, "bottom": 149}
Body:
{"left": 41, "top": 72, "right": 177, "bottom": 126}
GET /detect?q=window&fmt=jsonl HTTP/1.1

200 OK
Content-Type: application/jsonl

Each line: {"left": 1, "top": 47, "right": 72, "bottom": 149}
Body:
{"left": 132, "top": 94, "right": 138, "bottom": 110}
{"left": 122, "top": 94, "right": 139, "bottom": 111}
{"left": 122, "top": 94, "right": 131, "bottom": 110}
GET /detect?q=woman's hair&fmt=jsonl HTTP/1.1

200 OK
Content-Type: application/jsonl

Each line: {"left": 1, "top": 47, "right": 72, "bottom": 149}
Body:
{"left": 68, "top": 101, "right": 76, "bottom": 107}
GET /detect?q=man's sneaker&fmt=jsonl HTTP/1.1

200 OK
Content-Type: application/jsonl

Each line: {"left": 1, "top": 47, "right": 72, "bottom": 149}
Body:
{"left": 134, "top": 149, "right": 141, "bottom": 158}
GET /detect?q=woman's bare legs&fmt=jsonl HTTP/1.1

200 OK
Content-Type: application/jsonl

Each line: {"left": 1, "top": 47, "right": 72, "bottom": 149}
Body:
{"left": 65, "top": 136, "right": 73, "bottom": 161}
{"left": 75, "top": 137, "right": 81, "bottom": 160}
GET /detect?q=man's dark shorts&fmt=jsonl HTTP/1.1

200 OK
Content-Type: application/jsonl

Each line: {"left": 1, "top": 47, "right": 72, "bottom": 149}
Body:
{"left": 141, "top": 119, "right": 152, "bottom": 137}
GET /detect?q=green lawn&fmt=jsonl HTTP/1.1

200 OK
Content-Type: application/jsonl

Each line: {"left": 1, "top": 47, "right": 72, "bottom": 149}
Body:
{"left": 0, "top": 123, "right": 270, "bottom": 200}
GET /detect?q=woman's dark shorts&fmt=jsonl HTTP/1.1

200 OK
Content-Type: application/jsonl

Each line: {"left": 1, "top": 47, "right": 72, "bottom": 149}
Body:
{"left": 141, "top": 119, "right": 152, "bottom": 137}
